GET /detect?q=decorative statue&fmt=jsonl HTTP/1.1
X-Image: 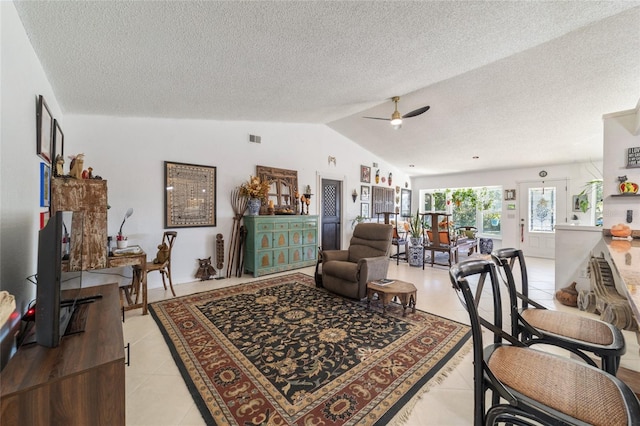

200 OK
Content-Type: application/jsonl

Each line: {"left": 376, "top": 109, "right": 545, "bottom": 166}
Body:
{"left": 195, "top": 257, "right": 216, "bottom": 280}
{"left": 68, "top": 154, "right": 85, "bottom": 179}
{"left": 153, "top": 243, "right": 170, "bottom": 264}
{"left": 54, "top": 154, "right": 64, "bottom": 177}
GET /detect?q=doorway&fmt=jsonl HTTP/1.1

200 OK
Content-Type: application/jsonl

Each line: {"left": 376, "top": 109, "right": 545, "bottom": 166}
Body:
{"left": 320, "top": 179, "right": 342, "bottom": 251}
{"left": 518, "top": 179, "right": 567, "bottom": 258}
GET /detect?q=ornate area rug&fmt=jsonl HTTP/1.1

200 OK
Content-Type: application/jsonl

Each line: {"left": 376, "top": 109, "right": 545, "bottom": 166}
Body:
{"left": 149, "top": 273, "right": 470, "bottom": 425}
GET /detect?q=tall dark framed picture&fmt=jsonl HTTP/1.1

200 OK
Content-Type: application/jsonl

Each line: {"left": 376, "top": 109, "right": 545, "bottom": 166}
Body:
{"left": 360, "top": 165, "right": 371, "bottom": 183}
{"left": 360, "top": 185, "right": 370, "bottom": 202}
{"left": 572, "top": 194, "right": 588, "bottom": 212}
{"left": 36, "top": 95, "right": 53, "bottom": 163}
{"left": 165, "top": 161, "right": 217, "bottom": 228}
{"left": 40, "top": 162, "right": 51, "bottom": 207}
{"left": 52, "top": 119, "right": 64, "bottom": 175}
{"left": 401, "top": 188, "right": 412, "bottom": 217}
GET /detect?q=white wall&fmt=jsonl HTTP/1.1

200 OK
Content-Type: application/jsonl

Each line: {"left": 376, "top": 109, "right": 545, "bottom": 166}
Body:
{"left": 603, "top": 103, "right": 640, "bottom": 229}
{"left": 411, "top": 161, "right": 604, "bottom": 250}
{"left": 0, "top": 1, "right": 412, "bottom": 311}
{"left": 47, "top": 115, "right": 413, "bottom": 290}
{"left": 1, "top": 2, "right": 64, "bottom": 313}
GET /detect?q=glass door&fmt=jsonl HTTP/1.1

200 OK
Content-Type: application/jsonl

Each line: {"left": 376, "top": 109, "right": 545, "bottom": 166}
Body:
{"left": 518, "top": 179, "right": 567, "bottom": 258}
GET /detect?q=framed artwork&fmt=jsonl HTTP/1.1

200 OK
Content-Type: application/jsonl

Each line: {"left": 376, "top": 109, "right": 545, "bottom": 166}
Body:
{"left": 36, "top": 95, "right": 53, "bottom": 163}
{"left": 504, "top": 189, "right": 516, "bottom": 200}
{"left": 360, "top": 202, "right": 370, "bottom": 218}
{"left": 360, "top": 185, "right": 370, "bottom": 202}
{"left": 39, "top": 211, "right": 50, "bottom": 229}
{"left": 165, "top": 161, "right": 217, "bottom": 228}
{"left": 401, "top": 188, "right": 412, "bottom": 217}
{"left": 572, "top": 195, "right": 588, "bottom": 212}
{"left": 40, "top": 162, "right": 51, "bottom": 207}
{"left": 360, "top": 165, "right": 371, "bottom": 183}
{"left": 628, "top": 147, "right": 640, "bottom": 168}
{"left": 52, "top": 119, "right": 64, "bottom": 175}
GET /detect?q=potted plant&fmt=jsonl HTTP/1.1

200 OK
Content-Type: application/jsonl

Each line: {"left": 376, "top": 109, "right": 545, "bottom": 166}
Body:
{"left": 350, "top": 215, "right": 366, "bottom": 229}
{"left": 406, "top": 210, "right": 424, "bottom": 266}
{"left": 408, "top": 209, "right": 422, "bottom": 244}
{"left": 451, "top": 188, "right": 477, "bottom": 208}
{"left": 577, "top": 179, "right": 603, "bottom": 213}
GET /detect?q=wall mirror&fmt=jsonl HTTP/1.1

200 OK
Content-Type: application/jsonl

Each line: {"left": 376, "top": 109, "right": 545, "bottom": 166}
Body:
{"left": 256, "top": 165, "right": 298, "bottom": 211}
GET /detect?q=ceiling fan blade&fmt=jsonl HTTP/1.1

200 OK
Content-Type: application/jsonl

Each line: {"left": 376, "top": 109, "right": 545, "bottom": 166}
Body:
{"left": 402, "top": 105, "right": 430, "bottom": 119}
{"left": 362, "top": 116, "right": 391, "bottom": 121}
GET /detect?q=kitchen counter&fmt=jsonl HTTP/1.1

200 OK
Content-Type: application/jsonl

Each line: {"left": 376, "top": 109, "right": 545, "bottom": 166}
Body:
{"left": 603, "top": 237, "right": 640, "bottom": 322}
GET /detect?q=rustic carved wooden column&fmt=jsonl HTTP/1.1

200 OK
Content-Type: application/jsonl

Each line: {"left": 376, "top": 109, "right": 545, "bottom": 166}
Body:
{"left": 50, "top": 178, "right": 108, "bottom": 270}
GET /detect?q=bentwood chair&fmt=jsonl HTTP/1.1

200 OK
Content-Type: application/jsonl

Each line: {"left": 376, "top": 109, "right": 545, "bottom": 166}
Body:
{"left": 142, "top": 231, "right": 178, "bottom": 297}
{"left": 449, "top": 259, "right": 640, "bottom": 426}
{"left": 389, "top": 214, "right": 407, "bottom": 265}
{"left": 492, "top": 248, "right": 625, "bottom": 375}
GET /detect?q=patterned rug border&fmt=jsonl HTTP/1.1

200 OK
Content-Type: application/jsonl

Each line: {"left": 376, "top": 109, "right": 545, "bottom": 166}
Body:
{"left": 149, "top": 272, "right": 471, "bottom": 425}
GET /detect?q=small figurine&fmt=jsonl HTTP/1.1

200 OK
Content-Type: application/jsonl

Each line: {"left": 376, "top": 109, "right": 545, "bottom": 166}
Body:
{"left": 68, "top": 153, "right": 85, "bottom": 179}
{"left": 195, "top": 257, "right": 215, "bottom": 280}
{"left": 153, "top": 243, "right": 170, "bottom": 264}
{"left": 54, "top": 154, "right": 64, "bottom": 177}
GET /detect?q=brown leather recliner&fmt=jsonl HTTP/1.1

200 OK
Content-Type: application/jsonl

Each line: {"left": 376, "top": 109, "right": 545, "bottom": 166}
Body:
{"left": 321, "top": 223, "right": 393, "bottom": 299}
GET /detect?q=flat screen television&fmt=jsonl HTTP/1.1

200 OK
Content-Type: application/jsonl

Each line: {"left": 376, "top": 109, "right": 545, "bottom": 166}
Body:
{"left": 35, "top": 210, "right": 83, "bottom": 347}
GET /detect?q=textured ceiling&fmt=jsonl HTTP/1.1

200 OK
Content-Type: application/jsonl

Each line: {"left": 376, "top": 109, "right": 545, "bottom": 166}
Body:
{"left": 13, "top": 1, "right": 640, "bottom": 176}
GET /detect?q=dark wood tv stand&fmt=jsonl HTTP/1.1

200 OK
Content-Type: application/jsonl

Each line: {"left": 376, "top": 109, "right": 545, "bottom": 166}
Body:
{"left": 0, "top": 283, "right": 125, "bottom": 425}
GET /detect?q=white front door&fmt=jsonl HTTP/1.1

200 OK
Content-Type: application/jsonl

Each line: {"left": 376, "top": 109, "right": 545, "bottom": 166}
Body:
{"left": 518, "top": 179, "right": 568, "bottom": 258}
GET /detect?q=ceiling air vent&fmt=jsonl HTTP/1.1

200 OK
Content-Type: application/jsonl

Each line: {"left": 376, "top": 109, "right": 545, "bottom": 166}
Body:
{"left": 249, "top": 134, "right": 261, "bottom": 144}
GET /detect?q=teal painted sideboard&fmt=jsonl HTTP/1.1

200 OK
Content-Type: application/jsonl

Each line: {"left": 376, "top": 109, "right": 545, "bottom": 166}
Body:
{"left": 243, "top": 215, "right": 319, "bottom": 277}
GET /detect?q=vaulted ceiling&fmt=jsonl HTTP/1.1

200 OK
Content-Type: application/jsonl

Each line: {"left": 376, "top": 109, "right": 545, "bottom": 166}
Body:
{"left": 13, "top": 1, "right": 640, "bottom": 176}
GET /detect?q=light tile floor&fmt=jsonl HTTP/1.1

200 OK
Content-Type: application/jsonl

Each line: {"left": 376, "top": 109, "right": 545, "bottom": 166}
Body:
{"left": 123, "top": 256, "right": 640, "bottom": 425}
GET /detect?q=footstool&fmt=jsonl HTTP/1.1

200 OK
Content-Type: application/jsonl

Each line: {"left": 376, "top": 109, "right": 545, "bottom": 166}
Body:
{"left": 367, "top": 279, "right": 417, "bottom": 316}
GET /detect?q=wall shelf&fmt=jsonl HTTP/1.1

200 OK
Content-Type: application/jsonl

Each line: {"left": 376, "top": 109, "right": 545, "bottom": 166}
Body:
{"left": 610, "top": 193, "right": 640, "bottom": 197}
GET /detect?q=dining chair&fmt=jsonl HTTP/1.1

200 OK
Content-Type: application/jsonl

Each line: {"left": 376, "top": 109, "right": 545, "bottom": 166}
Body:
{"left": 389, "top": 214, "right": 407, "bottom": 265}
{"left": 449, "top": 259, "right": 640, "bottom": 426}
{"left": 492, "top": 247, "right": 625, "bottom": 375}
{"left": 143, "top": 231, "right": 178, "bottom": 297}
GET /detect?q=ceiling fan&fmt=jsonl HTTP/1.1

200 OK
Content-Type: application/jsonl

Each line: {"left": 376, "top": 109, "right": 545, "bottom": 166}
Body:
{"left": 363, "top": 96, "right": 430, "bottom": 129}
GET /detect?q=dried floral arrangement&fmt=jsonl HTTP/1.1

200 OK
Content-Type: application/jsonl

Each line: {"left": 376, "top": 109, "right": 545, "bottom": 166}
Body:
{"left": 239, "top": 175, "right": 271, "bottom": 201}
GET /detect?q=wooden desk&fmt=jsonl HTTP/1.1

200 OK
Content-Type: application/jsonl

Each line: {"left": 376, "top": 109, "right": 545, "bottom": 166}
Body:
{"left": 0, "top": 283, "right": 125, "bottom": 425}
{"left": 376, "top": 211, "right": 395, "bottom": 224}
{"left": 109, "top": 247, "right": 148, "bottom": 315}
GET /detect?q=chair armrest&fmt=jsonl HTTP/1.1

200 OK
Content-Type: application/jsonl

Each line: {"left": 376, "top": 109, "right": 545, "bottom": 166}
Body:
{"left": 357, "top": 256, "right": 390, "bottom": 282}
{"left": 322, "top": 250, "right": 349, "bottom": 262}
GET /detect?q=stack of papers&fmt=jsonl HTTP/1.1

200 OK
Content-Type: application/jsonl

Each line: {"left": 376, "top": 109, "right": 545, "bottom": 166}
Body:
{"left": 113, "top": 245, "right": 142, "bottom": 255}
{"left": 371, "top": 279, "right": 394, "bottom": 286}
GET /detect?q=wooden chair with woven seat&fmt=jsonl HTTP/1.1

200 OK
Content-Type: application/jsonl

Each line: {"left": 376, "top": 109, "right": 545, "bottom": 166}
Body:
{"left": 389, "top": 214, "right": 407, "bottom": 265}
{"left": 492, "top": 247, "right": 625, "bottom": 376}
{"left": 142, "top": 231, "right": 178, "bottom": 297}
{"left": 449, "top": 259, "right": 640, "bottom": 426}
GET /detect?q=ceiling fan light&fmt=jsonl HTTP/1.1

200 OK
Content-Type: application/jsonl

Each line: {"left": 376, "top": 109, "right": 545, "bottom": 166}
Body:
{"left": 390, "top": 110, "right": 402, "bottom": 126}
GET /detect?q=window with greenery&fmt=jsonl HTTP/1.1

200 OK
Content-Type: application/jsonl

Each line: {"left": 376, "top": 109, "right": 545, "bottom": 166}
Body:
{"left": 421, "top": 186, "right": 502, "bottom": 237}
{"left": 479, "top": 188, "right": 502, "bottom": 235}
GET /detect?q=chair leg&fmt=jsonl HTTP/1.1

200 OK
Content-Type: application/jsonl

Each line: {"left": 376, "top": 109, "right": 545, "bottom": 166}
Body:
{"left": 158, "top": 270, "right": 168, "bottom": 291}
{"left": 164, "top": 266, "right": 176, "bottom": 297}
